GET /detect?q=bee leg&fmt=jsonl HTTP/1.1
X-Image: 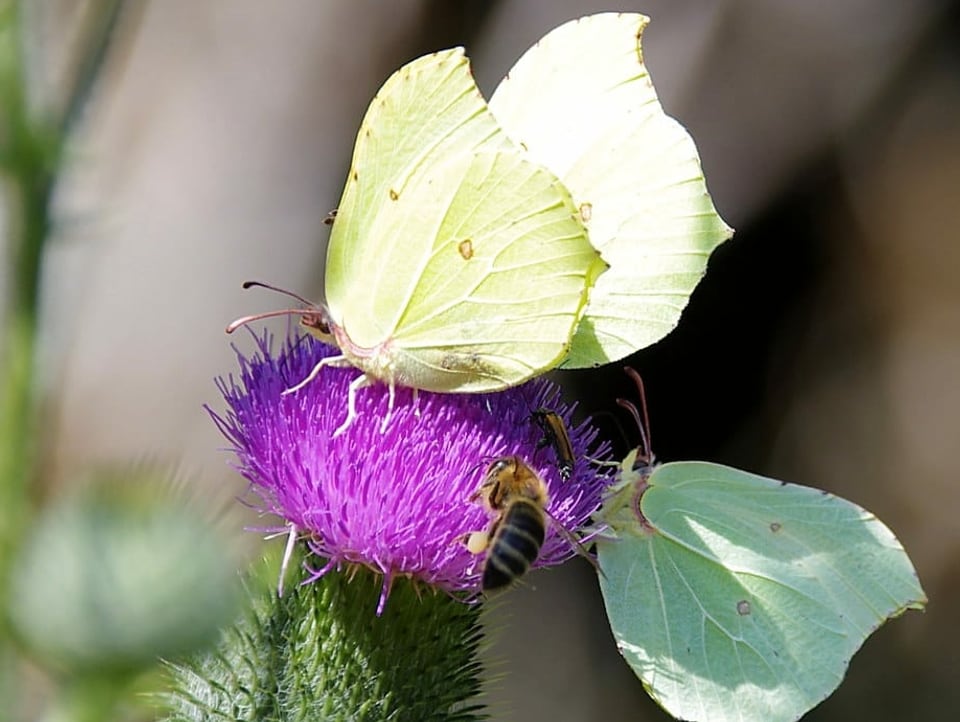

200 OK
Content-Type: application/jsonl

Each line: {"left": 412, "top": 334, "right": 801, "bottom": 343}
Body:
{"left": 586, "top": 455, "right": 621, "bottom": 468}
{"left": 450, "top": 530, "right": 481, "bottom": 549}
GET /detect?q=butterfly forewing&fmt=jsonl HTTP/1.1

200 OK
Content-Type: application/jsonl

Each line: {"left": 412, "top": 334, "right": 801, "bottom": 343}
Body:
{"left": 373, "top": 152, "right": 603, "bottom": 391}
{"left": 326, "top": 48, "right": 513, "bottom": 336}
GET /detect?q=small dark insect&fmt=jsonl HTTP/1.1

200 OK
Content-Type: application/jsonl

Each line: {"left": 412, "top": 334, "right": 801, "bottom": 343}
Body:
{"left": 530, "top": 408, "right": 575, "bottom": 481}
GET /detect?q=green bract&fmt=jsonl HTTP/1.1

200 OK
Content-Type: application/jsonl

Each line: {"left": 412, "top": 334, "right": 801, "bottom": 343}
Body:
{"left": 490, "top": 13, "right": 733, "bottom": 367}
{"left": 596, "top": 458, "right": 927, "bottom": 722}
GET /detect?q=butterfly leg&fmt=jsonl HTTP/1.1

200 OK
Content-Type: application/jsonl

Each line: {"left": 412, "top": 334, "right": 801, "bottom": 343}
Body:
{"left": 333, "top": 373, "right": 372, "bottom": 437}
{"left": 378, "top": 380, "right": 397, "bottom": 434}
{"left": 283, "top": 353, "right": 349, "bottom": 396}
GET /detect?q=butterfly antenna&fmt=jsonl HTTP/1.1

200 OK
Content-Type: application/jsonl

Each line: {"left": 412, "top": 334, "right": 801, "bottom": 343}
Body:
{"left": 618, "top": 367, "right": 654, "bottom": 465}
{"left": 226, "top": 307, "right": 320, "bottom": 334}
{"left": 227, "top": 281, "right": 328, "bottom": 333}
{"left": 241, "top": 280, "right": 316, "bottom": 307}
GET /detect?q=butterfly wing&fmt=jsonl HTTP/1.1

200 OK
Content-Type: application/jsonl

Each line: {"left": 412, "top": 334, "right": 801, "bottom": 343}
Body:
{"left": 326, "top": 48, "right": 512, "bottom": 331}
{"left": 326, "top": 48, "right": 604, "bottom": 392}
{"left": 354, "top": 149, "right": 603, "bottom": 391}
{"left": 489, "top": 13, "right": 733, "bottom": 368}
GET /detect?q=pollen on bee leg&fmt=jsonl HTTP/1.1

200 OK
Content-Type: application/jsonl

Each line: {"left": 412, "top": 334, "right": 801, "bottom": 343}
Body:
{"left": 466, "top": 530, "right": 489, "bottom": 555}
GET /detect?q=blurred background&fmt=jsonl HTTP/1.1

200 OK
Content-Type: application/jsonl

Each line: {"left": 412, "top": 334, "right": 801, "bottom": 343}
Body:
{"left": 3, "top": 0, "right": 958, "bottom": 719}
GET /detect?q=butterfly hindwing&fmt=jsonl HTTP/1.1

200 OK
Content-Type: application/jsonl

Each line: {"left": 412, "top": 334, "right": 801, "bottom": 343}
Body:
{"left": 489, "top": 13, "right": 733, "bottom": 367}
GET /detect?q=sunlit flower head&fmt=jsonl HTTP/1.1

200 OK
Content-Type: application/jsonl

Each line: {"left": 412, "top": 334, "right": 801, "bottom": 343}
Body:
{"left": 210, "top": 333, "right": 613, "bottom": 613}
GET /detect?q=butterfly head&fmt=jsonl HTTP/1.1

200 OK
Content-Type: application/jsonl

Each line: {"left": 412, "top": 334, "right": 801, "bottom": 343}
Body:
{"left": 226, "top": 280, "right": 334, "bottom": 341}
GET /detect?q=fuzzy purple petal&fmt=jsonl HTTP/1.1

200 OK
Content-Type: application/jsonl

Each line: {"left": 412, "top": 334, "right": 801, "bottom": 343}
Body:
{"left": 210, "top": 333, "right": 614, "bottom": 609}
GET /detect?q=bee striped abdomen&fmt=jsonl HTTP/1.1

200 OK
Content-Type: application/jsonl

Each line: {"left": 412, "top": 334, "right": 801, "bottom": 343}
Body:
{"left": 482, "top": 499, "right": 546, "bottom": 591}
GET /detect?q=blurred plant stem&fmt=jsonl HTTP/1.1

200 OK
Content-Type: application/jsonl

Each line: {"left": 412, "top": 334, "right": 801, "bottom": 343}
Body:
{"left": 0, "top": 0, "right": 125, "bottom": 712}
{"left": 0, "top": 0, "right": 54, "bottom": 633}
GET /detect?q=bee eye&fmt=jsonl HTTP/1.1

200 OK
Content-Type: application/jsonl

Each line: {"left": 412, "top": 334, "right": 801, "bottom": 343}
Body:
{"left": 490, "top": 459, "right": 509, "bottom": 474}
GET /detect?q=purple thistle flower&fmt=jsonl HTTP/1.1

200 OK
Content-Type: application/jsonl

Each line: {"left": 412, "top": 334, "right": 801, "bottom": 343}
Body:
{"left": 210, "top": 332, "right": 614, "bottom": 614}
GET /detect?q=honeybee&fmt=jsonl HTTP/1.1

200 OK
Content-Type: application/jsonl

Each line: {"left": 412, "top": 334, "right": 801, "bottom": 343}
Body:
{"left": 530, "top": 408, "right": 575, "bottom": 481}
{"left": 466, "top": 455, "right": 593, "bottom": 592}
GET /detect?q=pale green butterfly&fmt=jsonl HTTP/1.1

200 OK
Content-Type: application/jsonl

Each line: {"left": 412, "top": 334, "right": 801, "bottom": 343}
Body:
{"left": 489, "top": 13, "right": 734, "bottom": 368}
{"left": 594, "top": 369, "right": 927, "bottom": 722}
{"left": 229, "top": 49, "right": 606, "bottom": 435}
